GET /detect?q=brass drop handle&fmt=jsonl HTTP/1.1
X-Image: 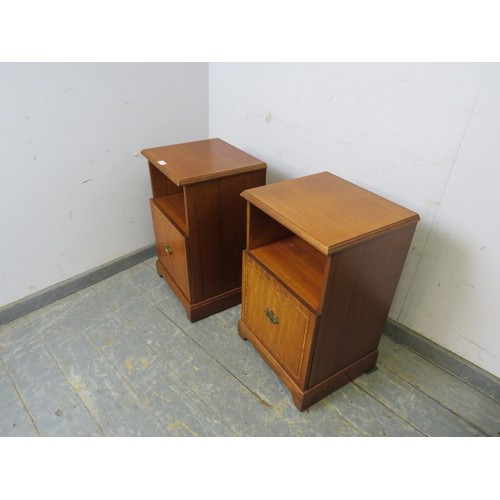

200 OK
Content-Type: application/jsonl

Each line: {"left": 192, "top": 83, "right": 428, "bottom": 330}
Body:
{"left": 164, "top": 243, "right": 174, "bottom": 255}
{"left": 265, "top": 307, "right": 279, "bottom": 325}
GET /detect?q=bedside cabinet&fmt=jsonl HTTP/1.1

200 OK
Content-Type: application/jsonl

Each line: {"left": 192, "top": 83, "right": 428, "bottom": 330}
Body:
{"left": 238, "top": 172, "right": 420, "bottom": 410}
{"left": 142, "top": 138, "right": 266, "bottom": 322}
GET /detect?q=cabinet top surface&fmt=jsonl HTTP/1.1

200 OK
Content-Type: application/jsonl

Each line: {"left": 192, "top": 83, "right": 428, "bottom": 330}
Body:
{"left": 242, "top": 171, "right": 420, "bottom": 254}
{"left": 141, "top": 138, "right": 266, "bottom": 186}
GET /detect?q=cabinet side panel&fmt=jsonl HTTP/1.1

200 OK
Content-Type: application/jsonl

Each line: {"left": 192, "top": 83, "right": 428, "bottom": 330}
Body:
{"left": 308, "top": 223, "right": 418, "bottom": 387}
{"left": 185, "top": 170, "right": 266, "bottom": 303}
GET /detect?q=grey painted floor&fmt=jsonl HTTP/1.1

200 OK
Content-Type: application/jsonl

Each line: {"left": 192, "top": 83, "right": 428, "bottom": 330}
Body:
{"left": 1, "top": 257, "right": 499, "bottom": 437}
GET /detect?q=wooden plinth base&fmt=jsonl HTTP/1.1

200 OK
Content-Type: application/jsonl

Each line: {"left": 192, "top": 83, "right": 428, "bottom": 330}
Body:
{"left": 238, "top": 319, "right": 378, "bottom": 411}
{"left": 156, "top": 259, "right": 241, "bottom": 322}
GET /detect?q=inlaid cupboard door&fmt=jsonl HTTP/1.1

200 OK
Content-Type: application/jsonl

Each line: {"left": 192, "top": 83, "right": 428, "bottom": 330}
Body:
{"left": 150, "top": 200, "right": 190, "bottom": 299}
{"left": 242, "top": 253, "right": 317, "bottom": 385}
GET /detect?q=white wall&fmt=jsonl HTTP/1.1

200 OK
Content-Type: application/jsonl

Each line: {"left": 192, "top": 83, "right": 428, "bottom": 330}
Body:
{"left": 209, "top": 62, "right": 500, "bottom": 378}
{"left": 0, "top": 62, "right": 208, "bottom": 308}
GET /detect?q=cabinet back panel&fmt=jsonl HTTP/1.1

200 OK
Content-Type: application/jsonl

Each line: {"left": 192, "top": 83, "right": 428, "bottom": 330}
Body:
{"left": 149, "top": 163, "right": 183, "bottom": 198}
{"left": 246, "top": 204, "right": 293, "bottom": 250}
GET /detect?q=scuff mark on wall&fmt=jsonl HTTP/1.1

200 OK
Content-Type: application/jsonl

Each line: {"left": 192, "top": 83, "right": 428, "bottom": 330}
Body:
{"left": 463, "top": 282, "right": 476, "bottom": 289}
{"left": 459, "top": 335, "right": 496, "bottom": 357}
{"left": 24, "top": 261, "right": 61, "bottom": 269}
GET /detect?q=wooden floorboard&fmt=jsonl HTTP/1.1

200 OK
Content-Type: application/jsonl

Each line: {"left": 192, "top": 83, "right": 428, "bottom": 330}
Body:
{"left": 0, "top": 317, "right": 102, "bottom": 437}
{"left": 33, "top": 309, "right": 167, "bottom": 437}
{"left": 378, "top": 336, "right": 500, "bottom": 436}
{"left": 353, "top": 366, "right": 486, "bottom": 436}
{"left": 1, "top": 258, "right": 499, "bottom": 437}
{"left": 0, "top": 357, "right": 39, "bottom": 437}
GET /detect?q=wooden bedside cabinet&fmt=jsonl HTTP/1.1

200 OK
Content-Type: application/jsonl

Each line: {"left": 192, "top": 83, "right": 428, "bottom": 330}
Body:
{"left": 142, "top": 138, "right": 266, "bottom": 322}
{"left": 238, "top": 172, "right": 420, "bottom": 410}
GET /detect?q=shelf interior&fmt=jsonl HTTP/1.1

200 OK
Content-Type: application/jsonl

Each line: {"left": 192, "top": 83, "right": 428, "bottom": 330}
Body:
{"left": 249, "top": 235, "right": 326, "bottom": 312}
{"left": 154, "top": 193, "right": 188, "bottom": 235}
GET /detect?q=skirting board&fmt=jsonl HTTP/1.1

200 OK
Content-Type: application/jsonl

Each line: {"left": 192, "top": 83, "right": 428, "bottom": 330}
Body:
{"left": 0, "top": 244, "right": 156, "bottom": 327}
{"left": 383, "top": 318, "right": 500, "bottom": 403}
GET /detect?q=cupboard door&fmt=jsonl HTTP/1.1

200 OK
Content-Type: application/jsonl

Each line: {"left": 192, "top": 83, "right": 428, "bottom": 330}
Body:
{"left": 242, "top": 253, "right": 317, "bottom": 385}
{"left": 150, "top": 200, "right": 190, "bottom": 299}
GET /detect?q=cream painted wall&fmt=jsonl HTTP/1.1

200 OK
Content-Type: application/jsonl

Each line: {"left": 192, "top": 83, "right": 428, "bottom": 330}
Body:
{"left": 0, "top": 62, "right": 208, "bottom": 308}
{"left": 209, "top": 62, "right": 500, "bottom": 378}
